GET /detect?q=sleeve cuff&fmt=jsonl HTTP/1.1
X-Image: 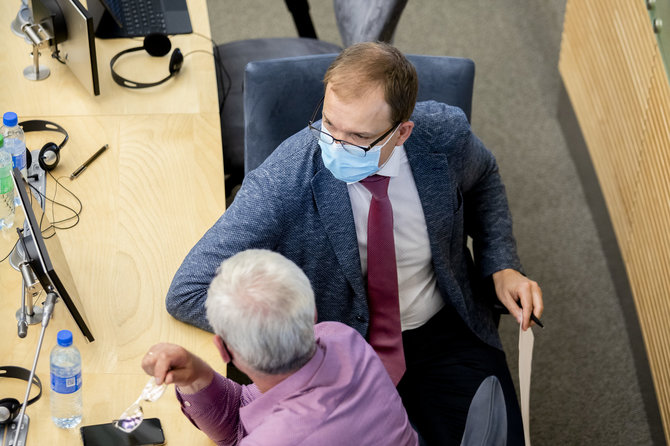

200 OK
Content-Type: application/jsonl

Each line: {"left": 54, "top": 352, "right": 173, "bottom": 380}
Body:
{"left": 176, "top": 372, "right": 229, "bottom": 417}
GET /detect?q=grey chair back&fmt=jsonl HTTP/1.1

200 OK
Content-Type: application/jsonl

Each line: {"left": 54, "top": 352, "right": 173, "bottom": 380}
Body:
{"left": 334, "top": 0, "right": 409, "bottom": 47}
{"left": 243, "top": 53, "right": 475, "bottom": 174}
{"left": 460, "top": 375, "right": 508, "bottom": 446}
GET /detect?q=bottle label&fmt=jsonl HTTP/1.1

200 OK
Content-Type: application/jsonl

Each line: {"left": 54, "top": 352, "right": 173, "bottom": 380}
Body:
{"left": 51, "top": 371, "right": 82, "bottom": 394}
{"left": 0, "top": 175, "right": 12, "bottom": 194}
{"left": 12, "top": 152, "right": 26, "bottom": 170}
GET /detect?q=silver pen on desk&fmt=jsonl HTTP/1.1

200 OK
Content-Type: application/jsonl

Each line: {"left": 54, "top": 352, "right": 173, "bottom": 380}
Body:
{"left": 70, "top": 144, "right": 109, "bottom": 180}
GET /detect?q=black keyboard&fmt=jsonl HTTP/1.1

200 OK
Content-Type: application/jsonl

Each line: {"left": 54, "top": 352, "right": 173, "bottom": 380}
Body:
{"left": 93, "top": 0, "right": 192, "bottom": 39}
{"left": 113, "top": 0, "right": 167, "bottom": 36}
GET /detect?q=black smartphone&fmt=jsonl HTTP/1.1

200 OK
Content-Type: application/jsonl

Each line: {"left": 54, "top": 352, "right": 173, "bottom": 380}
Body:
{"left": 80, "top": 418, "right": 165, "bottom": 446}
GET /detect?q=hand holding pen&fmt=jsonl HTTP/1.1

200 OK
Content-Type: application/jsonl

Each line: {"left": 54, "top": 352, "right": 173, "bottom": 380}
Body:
{"left": 492, "top": 268, "right": 544, "bottom": 330}
{"left": 518, "top": 300, "right": 544, "bottom": 328}
{"left": 70, "top": 144, "right": 108, "bottom": 180}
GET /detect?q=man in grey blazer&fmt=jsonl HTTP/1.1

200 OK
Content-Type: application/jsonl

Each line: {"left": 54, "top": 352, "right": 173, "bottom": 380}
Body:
{"left": 166, "top": 42, "right": 543, "bottom": 445}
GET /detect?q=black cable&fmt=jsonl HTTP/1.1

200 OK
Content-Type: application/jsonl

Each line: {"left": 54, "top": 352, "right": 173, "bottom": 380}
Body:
{"left": 50, "top": 172, "right": 82, "bottom": 228}
{"left": 216, "top": 42, "right": 231, "bottom": 115}
{"left": 51, "top": 50, "right": 66, "bottom": 65}
{"left": 0, "top": 169, "right": 84, "bottom": 264}
{"left": 217, "top": 44, "right": 231, "bottom": 115}
{"left": 191, "top": 31, "right": 230, "bottom": 115}
{"left": 45, "top": 172, "right": 82, "bottom": 234}
{"left": 0, "top": 237, "right": 19, "bottom": 263}
{"left": 27, "top": 172, "right": 83, "bottom": 239}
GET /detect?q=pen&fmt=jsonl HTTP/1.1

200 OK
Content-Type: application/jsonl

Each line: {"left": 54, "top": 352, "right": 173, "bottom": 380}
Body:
{"left": 530, "top": 313, "right": 544, "bottom": 329}
{"left": 517, "top": 300, "right": 544, "bottom": 328}
{"left": 70, "top": 144, "right": 108, "bottom": 180}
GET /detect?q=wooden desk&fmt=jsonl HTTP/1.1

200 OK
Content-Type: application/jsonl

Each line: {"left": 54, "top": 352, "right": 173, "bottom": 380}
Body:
{"left": 0, "top": 1, "right": 226, "bottom": 444}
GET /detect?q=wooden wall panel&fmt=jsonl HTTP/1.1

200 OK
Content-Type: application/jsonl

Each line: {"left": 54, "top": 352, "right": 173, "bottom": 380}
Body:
{"left": 560, "top": 0, "right": 657, "bottom": 257}
{"left": 560, "top": 0, "right": 670, "bottom": 442}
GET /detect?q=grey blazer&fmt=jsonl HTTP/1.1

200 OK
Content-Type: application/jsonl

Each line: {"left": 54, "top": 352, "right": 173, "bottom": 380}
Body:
{"left": 166, "top": 101, "right": 522, "bottom": 349}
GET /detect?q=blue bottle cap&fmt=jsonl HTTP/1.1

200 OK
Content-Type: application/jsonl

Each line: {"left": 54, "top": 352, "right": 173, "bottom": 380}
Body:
{"left": 57, "top": 329, "right": 73, "bottom": 347}
{"left": 3, "top": 112, "right": 18, "bottom": 127}
{"left": 2, "top": 112, "right": 19, "bottom": 127}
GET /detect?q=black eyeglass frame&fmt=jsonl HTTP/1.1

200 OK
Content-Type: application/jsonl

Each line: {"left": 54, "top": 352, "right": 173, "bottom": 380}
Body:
{"left": 308, "top": 97, "right": 401, "bottom": 153}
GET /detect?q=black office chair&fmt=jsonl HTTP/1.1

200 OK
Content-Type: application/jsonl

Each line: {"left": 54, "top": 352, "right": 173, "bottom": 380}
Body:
{"left": 243, "top": 53, "right": 475, "bottom": 174}
{"left": 216, "top": 0, "right": 409, "bottom": 198}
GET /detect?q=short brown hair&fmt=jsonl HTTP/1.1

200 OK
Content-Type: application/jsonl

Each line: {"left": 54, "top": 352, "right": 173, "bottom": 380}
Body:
{"left": 323, "top": 42, "right": 418, "bottom": 123}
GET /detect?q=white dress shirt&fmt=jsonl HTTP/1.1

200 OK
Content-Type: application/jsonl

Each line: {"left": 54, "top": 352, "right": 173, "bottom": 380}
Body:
{"left": 348, "top": 145, "right": 445, "bottom": 331}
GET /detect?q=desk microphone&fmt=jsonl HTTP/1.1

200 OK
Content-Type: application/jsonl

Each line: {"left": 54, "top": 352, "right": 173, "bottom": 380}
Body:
{"left": 18, "top": 319, "right": 27, "bottom": 338}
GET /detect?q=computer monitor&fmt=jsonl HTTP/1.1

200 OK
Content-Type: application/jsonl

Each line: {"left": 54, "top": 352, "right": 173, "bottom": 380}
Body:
{"left": 11, "top": 168, "right": 95, "bottom": 342}
{"left": 29, "top": 0, "right": 100, "bottom": 96}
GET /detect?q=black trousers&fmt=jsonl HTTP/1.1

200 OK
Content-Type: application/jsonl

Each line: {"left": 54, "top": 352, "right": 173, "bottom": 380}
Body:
{"left": 397, "top": 305, "right": 524, "bottom": 446}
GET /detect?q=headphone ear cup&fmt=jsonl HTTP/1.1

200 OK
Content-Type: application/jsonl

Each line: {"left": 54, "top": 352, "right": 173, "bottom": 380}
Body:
{"left": 169, "top": 49, "right": 184, "bottom": 75}
{"left": 26, "top": 148, "right": 32, "bottom": 170}
{"left": 143, "top": 33, "right": 172, "bottom": 57}
{"left": 0, "top": 398, "right": 20, "bottom": 425}
{"left": 38, "top": 142, "right": 60, "bottom": 171}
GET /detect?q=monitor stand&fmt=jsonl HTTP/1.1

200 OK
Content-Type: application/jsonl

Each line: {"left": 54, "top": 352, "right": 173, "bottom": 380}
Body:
{"left": 10, "top": 152, "right": 48, "bottom": 336}
{"left": 9, "top": 151, "right": 47, "bottom": 270}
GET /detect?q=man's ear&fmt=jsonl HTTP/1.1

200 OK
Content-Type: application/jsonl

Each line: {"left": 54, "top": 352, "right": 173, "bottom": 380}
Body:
{"left": 214, "top": 335, "right": 232, "bottom": 364}
{"left": 396, "top": 120, "right": 414, "bottom": 146}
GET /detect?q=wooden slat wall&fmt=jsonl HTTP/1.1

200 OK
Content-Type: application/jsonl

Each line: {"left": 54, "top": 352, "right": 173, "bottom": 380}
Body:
{"left": 560, "top": 0, "right": 670, "bottom": 441}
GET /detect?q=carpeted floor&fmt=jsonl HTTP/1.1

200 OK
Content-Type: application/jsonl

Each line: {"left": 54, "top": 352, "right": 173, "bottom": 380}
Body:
{"left": 205, "top": 1, "right": 657, "bottom": 444}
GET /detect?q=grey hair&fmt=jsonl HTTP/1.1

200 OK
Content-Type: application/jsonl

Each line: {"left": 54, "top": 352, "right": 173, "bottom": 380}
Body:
{"left": 205, "top": 249, "right": 316, "bottom": 375}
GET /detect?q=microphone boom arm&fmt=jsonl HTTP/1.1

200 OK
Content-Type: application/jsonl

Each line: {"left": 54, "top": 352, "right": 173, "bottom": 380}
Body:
{"left": 12, "top": 291, "right": 58, "bottom": 446}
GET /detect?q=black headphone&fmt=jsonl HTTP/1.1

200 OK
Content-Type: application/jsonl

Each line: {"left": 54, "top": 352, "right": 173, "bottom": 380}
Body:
{"left": 110, "top": 33, "right": 184, "bottom": 89}
{"left": 20, "top": 120, "right": 69, "bottom": 171}
{"left": 0, "top": 366, "right": 42, "bottom": 425}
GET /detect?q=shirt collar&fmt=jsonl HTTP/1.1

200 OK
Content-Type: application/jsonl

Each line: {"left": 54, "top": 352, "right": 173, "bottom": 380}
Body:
{"left": 239, "top": 342, "right": 326, "bottom": 432}
{"left": 376, "top": 144, "right": 405, "bottom": 178}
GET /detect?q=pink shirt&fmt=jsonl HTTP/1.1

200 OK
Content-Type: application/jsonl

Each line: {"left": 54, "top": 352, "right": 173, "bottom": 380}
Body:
{"left": 176, "top": 322, "right": 418, "bottom": 446}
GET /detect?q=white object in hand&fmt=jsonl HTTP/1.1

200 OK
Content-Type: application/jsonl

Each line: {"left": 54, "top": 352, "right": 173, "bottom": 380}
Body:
{"left": 114, "top": 377, "right": 166, "bottom": 433}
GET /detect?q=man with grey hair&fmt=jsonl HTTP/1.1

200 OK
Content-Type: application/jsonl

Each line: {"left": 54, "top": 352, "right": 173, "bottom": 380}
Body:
{"left": 142, "top": 249, "right": 417, "bottom": 445}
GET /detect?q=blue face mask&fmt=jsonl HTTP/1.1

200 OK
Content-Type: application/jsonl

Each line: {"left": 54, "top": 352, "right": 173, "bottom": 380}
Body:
{"left": 319, "top": 125, "right": 399, "bottom": 183}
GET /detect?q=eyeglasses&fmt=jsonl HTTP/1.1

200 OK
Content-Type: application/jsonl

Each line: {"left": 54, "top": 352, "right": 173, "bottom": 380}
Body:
{"left": 113, "top": 377, "right": 167, "bottom": 433}
{"left": 308, "top": 97, "right": 400, "bottom": 157}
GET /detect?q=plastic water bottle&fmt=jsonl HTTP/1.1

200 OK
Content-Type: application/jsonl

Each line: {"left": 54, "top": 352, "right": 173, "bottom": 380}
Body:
{"left": 50, "top": 330, "right": 83, "bottom": 428}
{"left": 1, "top": 112, "right": 27, "bottom": 178}
{"left": 0, "top": 136, "right": 15, "bottom": 230}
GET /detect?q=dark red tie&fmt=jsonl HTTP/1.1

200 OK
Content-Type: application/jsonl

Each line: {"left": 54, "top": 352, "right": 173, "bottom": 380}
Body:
{"left": 360, "top": 174, "right": 405, "bottom": 385}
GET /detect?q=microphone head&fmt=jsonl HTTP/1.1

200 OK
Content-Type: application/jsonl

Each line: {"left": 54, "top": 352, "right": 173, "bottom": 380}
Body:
{"left": 18, "top": 320, "right": 27, "bottom": 338}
